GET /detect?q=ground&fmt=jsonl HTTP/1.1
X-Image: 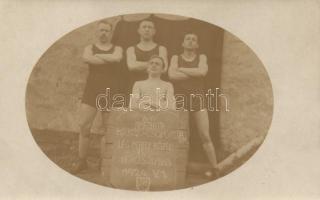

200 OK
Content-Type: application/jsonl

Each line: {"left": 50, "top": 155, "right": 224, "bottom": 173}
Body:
{"left": 31, "top": 129, "right": 256, "bottom": 191}
{"left": 32, "top": 130, "right": 218, "bottom": 190}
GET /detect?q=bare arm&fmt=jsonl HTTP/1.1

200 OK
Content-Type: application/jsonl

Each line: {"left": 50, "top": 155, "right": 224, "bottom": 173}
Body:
{"left": 82, "top": 45, "right": 105, "bottom": 65}
{"left": 168, "top": 55, "right": 190, "bottom": 81}
{"left": 130, "top": 82, "right": 141, "bottom": 109}
{"left": 126, "top": 47, "right": 149, "bottom": 71}
{"left": 159, "top": 46, "right": 168, "bottom": 72}
{"left": 166, "top": 83, "right": 176, "bottom": 110}
{"left": 178, "top": 54, "right": 208, "bottom": 77}
{"left": 95, "top": 46, "right": 123, "bottom": 63}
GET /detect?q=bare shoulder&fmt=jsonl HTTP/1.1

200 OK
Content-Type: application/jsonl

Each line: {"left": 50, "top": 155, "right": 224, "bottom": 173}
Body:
{"left": 133, "top": 80, "right": 142, "bottom": 86}
{"left": 199, "top": 54, "right": 207, "bottom": 60}
{"left": 135, "top": 80, "right": 143, "bottom": 84}
{"left": 163, "top": 80, "right": 174, "bottom": 88}
{"left": 126, "top": 46, "right": 134, "bottom": 52}
{"left": 170, "top": 55, "right": 178, "bottom": 61}
{"left": 134, "top": 80, "right": 146, "bottom": 86}
{"left": 84, "top": 44, "right": 94, "bottom": 51}
{"left": 159, "top": 45, "right": 167, "bottom": 51}
{"left": 115, "top": 45, "right": 123, "bottom": 51}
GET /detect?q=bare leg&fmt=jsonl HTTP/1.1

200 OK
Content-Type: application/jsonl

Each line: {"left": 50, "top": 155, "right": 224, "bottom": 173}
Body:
{"left": 72, "top": 103, "right": 97, "bottom": 173}
{"left": 101, "top": 111, "right": 110, "bottom": 135}
{"left": 192, "top": 109, "right": 218, "bottom": 169}
{"left": 100, "top": 111, "right": 110, "bottom": 162}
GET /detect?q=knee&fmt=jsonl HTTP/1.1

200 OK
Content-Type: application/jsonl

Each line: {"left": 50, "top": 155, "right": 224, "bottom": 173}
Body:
{"left": 199, "top": 131, "right": 212, "bottom": 144}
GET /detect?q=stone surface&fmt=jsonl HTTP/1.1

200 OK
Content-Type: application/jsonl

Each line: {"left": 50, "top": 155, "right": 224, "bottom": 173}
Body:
{"left": 25, "top": 16, "right": 120, "bottom": 134}
{"left": 219, "top": 31, "right": 273, "bottom": 157}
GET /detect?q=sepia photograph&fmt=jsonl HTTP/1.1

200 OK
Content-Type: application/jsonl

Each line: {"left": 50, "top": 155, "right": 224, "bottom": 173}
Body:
{"left": 25, "top": 13, "right": 272, "bottom": 191}
{"left": 1, "top": 1, "right": 320, "bottom": 199}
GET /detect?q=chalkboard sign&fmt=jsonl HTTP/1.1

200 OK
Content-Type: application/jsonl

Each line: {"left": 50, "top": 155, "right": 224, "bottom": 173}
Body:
{"left": 102, "top": 110, "right": 189, "bottom": 191}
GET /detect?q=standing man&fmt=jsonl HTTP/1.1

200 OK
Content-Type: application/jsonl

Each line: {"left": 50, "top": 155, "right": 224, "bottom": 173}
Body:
{"left": 71, "top": 20, "right": 123, "bottom": 173}
{"left": 126, "top": 19, "right": 168, "bottom": 90}
{"left": 168, "top": 33, "right": 219, "bottom": 177}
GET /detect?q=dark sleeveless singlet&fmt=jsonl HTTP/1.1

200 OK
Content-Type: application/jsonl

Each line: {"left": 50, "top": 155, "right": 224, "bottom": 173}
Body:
{"left": 174, "top": 54, "right": 206, "bottom": 111}
{"left": 88, "top": 44, "right": 118, "bottom": 80}
{"left": 130, "top": 44, "right": 160, "bottom": 85}
{"left": 81, "top": 44, "right": 121, "bottom": 108}
{"left": 176, "top": 54, "right": 205, "bottom": 92}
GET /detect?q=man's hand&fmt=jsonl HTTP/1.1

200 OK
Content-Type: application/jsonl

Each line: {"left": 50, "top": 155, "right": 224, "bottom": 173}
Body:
{"left": 126, "top": 46, "right": 149, "bottom": 71}
{"left": 82, "top": 45, "right": 105, "bottom": 65}
{"left": 177, "top": 54, "right": 208, "bottom": 77}
{"left": 168, "top": 55, "right": 190, "bottom": 81}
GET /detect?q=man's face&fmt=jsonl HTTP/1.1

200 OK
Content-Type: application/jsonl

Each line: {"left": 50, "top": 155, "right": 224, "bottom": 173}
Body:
{"left": 147, "top": 57, "right": 164, "bottom": 75}
{"left": 97, "top": 23, "right": 112, "bottom": 43}
{"left": 138, "top": 21, "right": 156, "bottom": 40}
{"left": 182, "top": 34, "right": 199, "bottom": 50}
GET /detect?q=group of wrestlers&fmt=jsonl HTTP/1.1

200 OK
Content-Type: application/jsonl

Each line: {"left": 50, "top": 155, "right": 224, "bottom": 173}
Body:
{"left": 72, "top": 19, "right": 220, "bottom": 178}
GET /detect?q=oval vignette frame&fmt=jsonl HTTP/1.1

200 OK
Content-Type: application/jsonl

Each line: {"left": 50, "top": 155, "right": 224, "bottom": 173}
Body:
{"left": 25, "top": 13, "right": 273, "bottom": 191}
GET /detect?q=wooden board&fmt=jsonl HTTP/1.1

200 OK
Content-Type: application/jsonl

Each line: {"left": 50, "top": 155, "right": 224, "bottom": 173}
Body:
{"left": 105, "top": 110, "right": 189, "bottom": 191}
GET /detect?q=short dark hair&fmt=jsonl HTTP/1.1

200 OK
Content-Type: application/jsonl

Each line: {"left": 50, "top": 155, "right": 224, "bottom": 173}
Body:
{"left": 138, "top": 19, "right": 155, "bottom": 28}
{"left": 183, "top": 32, "right": 198, "bottom": 40}
{"left": 97, "top": 20, "right": 113, "bottom": 31}
{"left": 149, "top": 55, "right": 165, "bottom": 69}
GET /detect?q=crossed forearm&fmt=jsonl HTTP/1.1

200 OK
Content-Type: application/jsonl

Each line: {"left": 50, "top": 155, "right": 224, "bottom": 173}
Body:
{"left": 178, "top": 67, "right": 206, "bottom": 77}
{"left": 95, "top": 53, "right": 121, "bottom": 62}
{"left": 128, "top": 61, "right": 149, "bottom": 71}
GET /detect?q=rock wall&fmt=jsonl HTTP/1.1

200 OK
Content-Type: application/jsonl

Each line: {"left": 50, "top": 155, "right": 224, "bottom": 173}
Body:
{"left": 218, "top": 31, "right": 273, "bottom": 156}
{"left": 26, "top": 17, "right": 120, "bottom": 134}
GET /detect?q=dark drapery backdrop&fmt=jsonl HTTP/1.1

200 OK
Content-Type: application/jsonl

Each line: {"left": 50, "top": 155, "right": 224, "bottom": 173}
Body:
{"left": 112, "top": 15, "right": 224, "bottom": 162}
